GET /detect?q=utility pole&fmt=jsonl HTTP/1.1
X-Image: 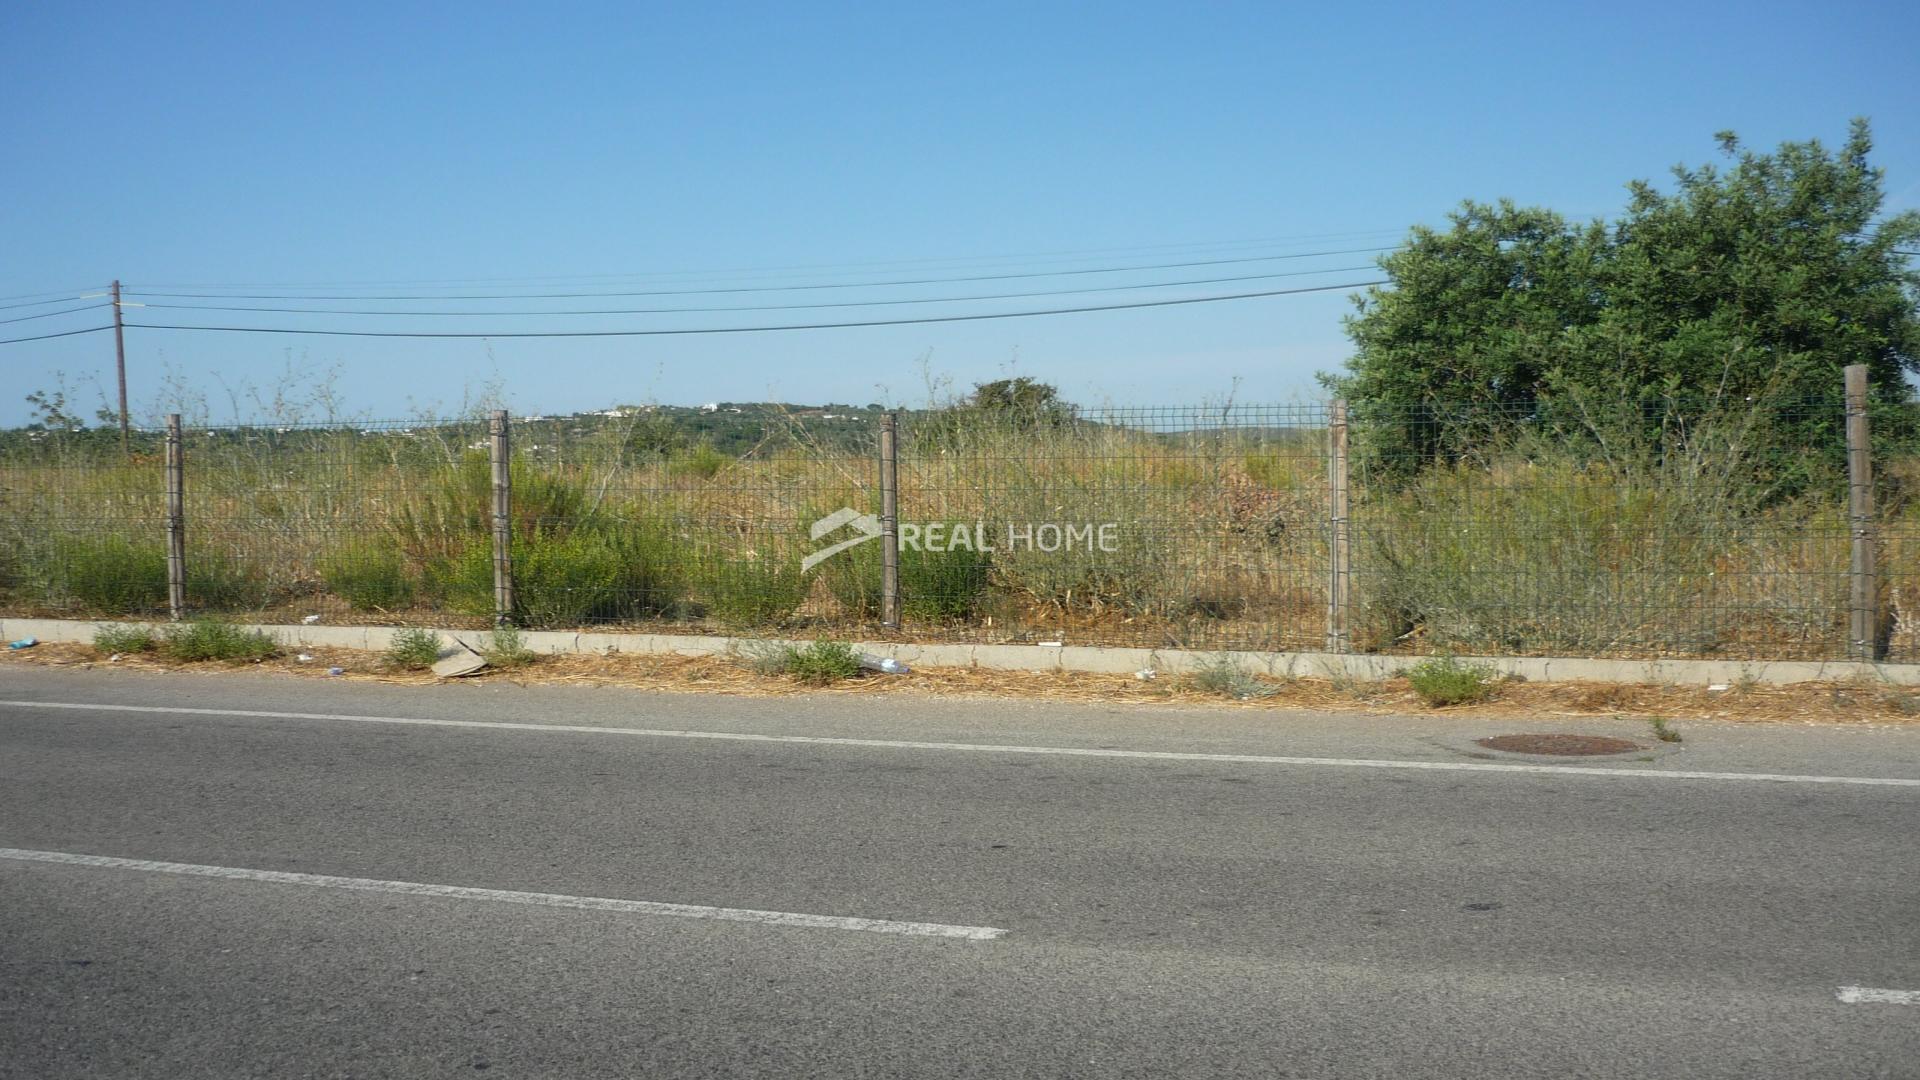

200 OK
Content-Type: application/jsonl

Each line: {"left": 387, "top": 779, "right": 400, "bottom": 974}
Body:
{"left": 111, "top": 280, "right": 129, "bottom": 455}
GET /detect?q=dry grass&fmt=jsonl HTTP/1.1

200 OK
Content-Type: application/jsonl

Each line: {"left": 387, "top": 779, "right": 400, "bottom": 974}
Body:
{"left": 8, "top": 412, "right": 1920, "bottom": 663}
{"left": 6, "top": 639, "right": 1916, "bottom": 726}
{"left": 0, "top": 420, "right": 1339, "bottom": 653}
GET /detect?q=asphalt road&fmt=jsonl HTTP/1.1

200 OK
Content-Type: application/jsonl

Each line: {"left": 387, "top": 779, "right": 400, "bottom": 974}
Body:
{"left": 1, "top": 666, "right": 1916, "bottom": 1078}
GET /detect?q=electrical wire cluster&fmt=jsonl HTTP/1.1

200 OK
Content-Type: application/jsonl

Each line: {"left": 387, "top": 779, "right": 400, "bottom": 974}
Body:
{"left": 0, "top": 231, "right": 1403, "bottom": 346}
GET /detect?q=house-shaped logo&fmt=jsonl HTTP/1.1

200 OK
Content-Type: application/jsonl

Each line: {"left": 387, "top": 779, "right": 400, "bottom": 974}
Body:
{"left": 800, "top": 507, "right": 882, "bottom": 572}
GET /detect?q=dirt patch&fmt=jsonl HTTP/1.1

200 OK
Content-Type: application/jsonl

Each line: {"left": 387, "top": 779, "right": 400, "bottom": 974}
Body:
{"left": 7, "top": 639, "right": 1920, "bottom": 726}
{"left": 1475, "top": 733, "right": 1644, "bottom": 756}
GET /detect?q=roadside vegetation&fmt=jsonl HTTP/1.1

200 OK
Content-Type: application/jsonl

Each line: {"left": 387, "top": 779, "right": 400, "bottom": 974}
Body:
{"left": 12, "top": 634, "right": 1913, "bottom": 726}
{"left": 1648, "top": 716, "right": 1683, "bottom": 743}
{"left": 92, "top": 623, "right": 157, "bottom": 655}
{"left": 480, "top": 626, "right": 537, "bottom": 669}
{"left": 157, "top": 619, "right": 278, "bottom": 663}
{"left": 7, "top": 378, "right": 1916, "bottom": 664}
{"left": 382, "top": 627, "right": 443, "bottom": 671}
{"left": 1406, "top": 655, "right": 1499, "bottom": 707}
{"left": 6, "top": 128, "right": 1917, "bottom": 664}
{"left": 1187, "top": 654, "right": 1280, "bottom": 700}
{"left": 737, "top": 639, "right": 865, "bottom": 685}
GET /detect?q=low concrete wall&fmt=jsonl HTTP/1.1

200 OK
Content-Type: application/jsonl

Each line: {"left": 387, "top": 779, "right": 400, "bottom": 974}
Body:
{"left": 6, "top": 616, "right": 1916, "bottom": 688}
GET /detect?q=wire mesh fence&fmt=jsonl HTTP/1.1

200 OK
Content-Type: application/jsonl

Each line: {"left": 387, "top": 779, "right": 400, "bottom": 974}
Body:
{"left": 1344, "top": 399, "right": 1865, "bottom": 660}
{"left": 0, "top": 389, "right": 1906, "bottom": 662}
{"left": 893, "top": 403, "right": 1332, "bottom": 649}
{"left": 1873, "top": 400, "right": 1920, "bottom": 665}
{"left": 0, "top": 427, "right": 172, "bottom": 619}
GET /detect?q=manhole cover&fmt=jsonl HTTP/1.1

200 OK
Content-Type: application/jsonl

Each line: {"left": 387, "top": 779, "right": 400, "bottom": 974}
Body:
{"left": 1475, "top": 733, "right": 1642, "bottom": 756}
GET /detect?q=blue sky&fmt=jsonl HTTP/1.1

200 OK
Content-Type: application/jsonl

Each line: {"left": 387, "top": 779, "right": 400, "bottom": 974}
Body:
{"left": 3, "top": 0, "right": 1916, "bottom": 425}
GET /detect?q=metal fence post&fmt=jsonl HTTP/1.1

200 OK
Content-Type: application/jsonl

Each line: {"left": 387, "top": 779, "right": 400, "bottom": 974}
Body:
{"left": 1327, "top": 399, "right": 1351, "bottom": 653}
{"left": 489, "top": 409, "right": 515, "bottom": 627}
{"left": 879, "top": 410, "right": 901, "bottom": 629}
{"left": 1844, "top": 365, "right": 1880, "bottom": 661}
{"left": 164, "top": 413, "right": 187, "bottom": 621}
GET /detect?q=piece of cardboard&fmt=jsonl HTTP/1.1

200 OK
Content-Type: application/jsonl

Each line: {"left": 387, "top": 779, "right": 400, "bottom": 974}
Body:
{"left": 430, "top": 640, "right": 488, "bottom": 678}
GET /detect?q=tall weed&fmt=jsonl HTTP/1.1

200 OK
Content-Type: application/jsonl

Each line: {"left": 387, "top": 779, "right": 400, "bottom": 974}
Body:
{"left": 390, "top": 451, "right": 600, "bottom": 563}
{"left": 820, "top": 532, "right": 991, "bottom": 621}
{"left": 1347, "top": 392, "right": 1836, "bottom": 657}
{"left": 321, "top": 543, "right": 414, "bottom": 611}
{"left": 432, "top": 518, "right": 684, "bottom": 626}
{"left": 702, "top": 551, "right": 808, "bottom": 628}
{"left": 32, "top": 536, "right": 167, "bottom": 614}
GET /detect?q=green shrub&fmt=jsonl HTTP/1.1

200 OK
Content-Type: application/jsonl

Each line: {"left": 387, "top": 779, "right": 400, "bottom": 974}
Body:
{"left": 783, "top": 640, "right": 863, "bottom": 685}
{"left": 1188, "top": 654, "right": 1278, "bottom": 700}
{"left": 1242, "top": 450, "right": 1302, "bottom": 490}
{"left": 735, "top": 639, "right": 797, "bottom": 676}
{"left": 390, "top": 451, "right": 601, "bottom": 563}
{"left": 160, "top": 619, "right": 278, "bottom": 662}
{"left": 822, "top": 537, "right": 992, "bottom": 621}
{"left": 1350, "top": 447, "right": 1812, "bottom": 656}
{"left": 0, "top": 541, "right": 20, "bottom": 598}
{"left": 517, "top": 526, "right": 682, "bottom": 625}
{"left": 623, "top": 413, "right": 691, "bottom": 461}
{"left": 322, "top": 544, "right": 414, "bottom": 611}
{"left": 427, "top": 545, "right": 490, "bottom": 613}
{"left": 904, "top": 543, "right": 993, "bottom": 619}
{"left": 44, "top": 537, "right": 167, "bottom": 614}
{"left": 1406, "top": 655, "right": 1497, "bottom": 707}
{"left": 21, "top": 535, "right": 277, "bottom": 615}
{"left": 93, "top": 623, "right": 156, "bottom": 654}
{"left": 702, "top": 553, "right": 808, "bottom": 628}
{"left": 384, "top": 627, "right": 442, "bottom": 670}
{"left": 808, "top": 503, "right": 884, "bottom": 618}
{"left": 990, "top": 521, "right": 1168, "bottom": 616}
{"left": 735, "top": 639, "right": 863, "bottom": 684}
{"left": 667, "top": 441, "right": 731, "bottom": 480}
{"left": 187, "top": 556, "right": 274, "bottom": 612}
{"left": 819, "top": 543, "right": 883, "bottom": 618}
{"left": 432, "top": 519, "right": 685, "bottom": 627}
{"left": 481, "top": 626, "right": 536, "bottom": 669}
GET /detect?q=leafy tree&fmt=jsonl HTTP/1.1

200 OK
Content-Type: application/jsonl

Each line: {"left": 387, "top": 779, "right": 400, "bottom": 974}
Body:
{"left": 621, "top": 411, "right": 691, "bottom": 460}
{"left": 24, "top": 387, "right": 87, "bottom": 431}
{"left": 963, "top": 377, "right": 1077, "bottom": 427}
{"left": 1328, "top": 120, "right": 1920, "bottom": 478}
{"left": 908, "top": 378, "right": 1079, "bottom": 452}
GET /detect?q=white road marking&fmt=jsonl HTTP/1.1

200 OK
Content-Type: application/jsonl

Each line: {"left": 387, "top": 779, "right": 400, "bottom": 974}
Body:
{"left": 0, "top": 847, "right": 1007, "bottom": 941}
{"left": 1836, "top": 986, "right": 1920, "bottom": 1004}
{"left": 4, "top": 698, "right": 1919, "bottom": 787}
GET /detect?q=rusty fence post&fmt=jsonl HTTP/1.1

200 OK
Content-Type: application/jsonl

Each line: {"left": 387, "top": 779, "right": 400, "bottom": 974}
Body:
{"left": 1844, "top": 365, "right": 1880, "bottom": 661}
{"left": 1327, "top": 399, "right": 1351, "bottom": 653}
{"left": 490, "top": 409, "right": 515, "bottom": 627}
{"left": 879, "top": 411, "right": 901, "bottom": 629}
{"left": 164, "top": 413, "right": 187, "bottom": 621}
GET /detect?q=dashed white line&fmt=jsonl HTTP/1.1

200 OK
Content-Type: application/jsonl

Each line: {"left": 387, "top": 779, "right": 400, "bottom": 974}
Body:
{"left": 4, "top": 698, "right": 1920, "bottom": 787}
{"left": 0, "top": 847, "right": 1007, "bottom": 941}
{"left": 1836, "top": 986, "right": 1920, "bottom": 1004}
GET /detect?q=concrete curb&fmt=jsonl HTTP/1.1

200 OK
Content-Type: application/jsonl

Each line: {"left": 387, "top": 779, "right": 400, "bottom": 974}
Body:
{"left": 5, "top": 616, "right": 1918, "bottom": 687}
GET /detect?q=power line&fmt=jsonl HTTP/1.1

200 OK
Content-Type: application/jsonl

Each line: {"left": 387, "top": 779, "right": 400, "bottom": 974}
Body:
{"left": 0, "top": 291, "right": 108, "bottom": 313}
{"left": 126, "top": 229, "right": 1410, "bottom": 290}
{"left": 134, "top": 265, "right": 1381, "bottom": 318}
{"left": 0, "top": 302, "right": 112, "bottom": 327}
{"left": 125, "top": 247, "right": 1398, "bottom": 302}
{"left": 0, "top": 285, "right": 106, "bottom": 305}
{"left": 117, "top": 279, "right": 1388, "bottom": 339}
{"left": 0, "top": 325, "right": 115, "bottom": 346}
